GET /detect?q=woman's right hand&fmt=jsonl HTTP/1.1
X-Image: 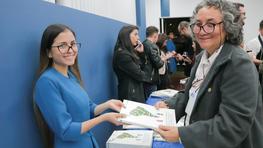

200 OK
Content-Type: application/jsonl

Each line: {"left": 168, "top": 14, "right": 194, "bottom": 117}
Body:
{"left": 102, "top": 112, "right": 125, "bottom": 126}
{"left": 154, "top": 101, "right": 169, "bottom": 109}
{"left": 134, "top": 40, "right": 144, "bottom": 53}
{"left": 183, "top": 56, "right": 192, "bottom": 64}
{"left": 175, "top": 53, "right": 184, "bottom": 61}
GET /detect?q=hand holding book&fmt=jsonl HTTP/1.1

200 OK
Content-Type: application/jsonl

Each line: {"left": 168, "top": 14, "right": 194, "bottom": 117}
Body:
{"left": 118, "top": 100, "right": 177, "bottom": 130}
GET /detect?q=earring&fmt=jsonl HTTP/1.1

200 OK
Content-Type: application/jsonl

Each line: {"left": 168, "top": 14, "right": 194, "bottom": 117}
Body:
{"left": 48, "top": 52, "right": 52, "bottom": 58}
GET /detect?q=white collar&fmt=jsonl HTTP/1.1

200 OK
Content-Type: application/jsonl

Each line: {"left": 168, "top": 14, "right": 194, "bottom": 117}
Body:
{"left": 201, "top": 45, "right": 223, "bottom": 65}
{"left": 194, "top": 45, "right": 223, "bottom": 80}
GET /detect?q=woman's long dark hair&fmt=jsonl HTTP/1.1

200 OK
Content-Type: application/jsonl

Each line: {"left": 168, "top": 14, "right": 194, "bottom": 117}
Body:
{"left": 33, "top": 24, "right": 82, "bottom": 148}
{"left": 156, "top": 33, "right": 168, "bottom": 51}
{"left": 114, "top": 25, "right": 139, "bottom": 52}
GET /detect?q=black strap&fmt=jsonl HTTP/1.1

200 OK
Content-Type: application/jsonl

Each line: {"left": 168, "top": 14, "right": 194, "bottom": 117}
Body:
{"left": 257, "top": 35, "right": 263, "bottom": 60}
{"left": 257, "top": 35, "right": 263, "bottom": 83}
{"left": 258, "top": 35, "right": 263, "bottom": 51}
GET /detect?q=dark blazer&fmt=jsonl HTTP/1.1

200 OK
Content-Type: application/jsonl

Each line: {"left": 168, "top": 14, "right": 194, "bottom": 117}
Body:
{"left": 166, "top": 43, "right": 263, "bottom": 148}
{"left": 113, "top": 48, "right": 150, "bottom": 103}
{"left": 141, "top": 39, "right": 164, "bottom": 84}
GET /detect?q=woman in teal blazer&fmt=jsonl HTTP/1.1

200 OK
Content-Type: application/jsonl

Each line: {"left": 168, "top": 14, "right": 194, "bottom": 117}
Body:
{"left": 34, "top": 24, "right": 124, "bottom": 148}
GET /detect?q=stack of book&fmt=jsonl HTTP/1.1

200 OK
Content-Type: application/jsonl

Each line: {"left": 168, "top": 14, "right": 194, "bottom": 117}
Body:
{"left": 106, "top": 99, "right": 182, "bottom": 147}
{"left": 106, "top": 130, "right": 153, "bottom": 148}
{"left": 118, "top": 100, "right": 177, "bottom": 129}
{"left": 150, "top": 89, "right": 178, "bottom": 98}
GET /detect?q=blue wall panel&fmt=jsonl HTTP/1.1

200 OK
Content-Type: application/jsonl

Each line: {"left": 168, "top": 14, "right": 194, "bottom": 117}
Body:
{"left": 0, "top": 0, "right": 127, "bottom": 147}
{"left": 161, "top": 0, "right": 170, "bottom": 17}
{"left": 136, "top": 0, "right": 146, "bottom": 40}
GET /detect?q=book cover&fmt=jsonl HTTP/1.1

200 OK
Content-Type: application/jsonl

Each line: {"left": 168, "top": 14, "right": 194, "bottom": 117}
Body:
{"left": 106, "top": 130, "right": 153, "bottom": 148}
{"left": 119, "top": 100, "right": 177, "bottom": 130}
{"left": 150, "top": 89, "right": 179, "bottom": 98}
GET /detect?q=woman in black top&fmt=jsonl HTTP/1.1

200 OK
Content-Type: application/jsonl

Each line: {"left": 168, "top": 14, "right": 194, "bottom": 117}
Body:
{"left": 113, "top": 25, "right": 150, "bottom": 103}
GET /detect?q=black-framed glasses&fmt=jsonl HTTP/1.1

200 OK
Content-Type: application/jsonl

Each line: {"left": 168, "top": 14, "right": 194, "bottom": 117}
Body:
{"left": 52, "top": 43, "right": 81, "bottom": 54}
{"left": 191, "top": 21, "right": 223, "bottom": 34}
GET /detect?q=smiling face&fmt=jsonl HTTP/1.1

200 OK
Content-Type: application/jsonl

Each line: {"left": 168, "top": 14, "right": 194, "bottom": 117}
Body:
{"left": 194, "top": 7, "right": 226, "bottom": 54}
{"left": 49, "top": 29, "right": 78, "bottom": 71}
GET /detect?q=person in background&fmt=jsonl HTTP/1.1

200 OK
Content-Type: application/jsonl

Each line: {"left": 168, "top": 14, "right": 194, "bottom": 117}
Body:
{"left": 166, "top": 32, "right": 177, "bottom": 74}
{"left": 177, "top": 21, "right": 194, "bottom": 77}
{"left": 113, "top": 25, "right": 150, "bottom": 103}
{"left": 233, "top": 2, "right": 246, "bottom": 48}
{"left": 246, "top": 20, "right": 263, "bottom": 83}
{"left": 233, "top": 2, "right": 246, "bottom": 26}
{"left": 156, "top": 33, "right": 170, "bottom": 90}
{"left": 192, "top": 40, "right": 202, "bottom": 56}
{"left": 155, "top": 0, "right": 263, "bottom": 147}
{"left": 34, "top": 24, "right": 124, "bottom": 148}
{"left": 141, "top": 26, "right": 174, "bottom": 97}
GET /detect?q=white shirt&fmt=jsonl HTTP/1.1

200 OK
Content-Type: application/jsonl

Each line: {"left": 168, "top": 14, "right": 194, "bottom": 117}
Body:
{"left": 184, "top": 45, "right": 223, "bottom": 126}
{"left": 159, "top": 50, "right": 166, "bottom": 75}
{"left": 245, "top": 35, "right": 263, "bottom": 56}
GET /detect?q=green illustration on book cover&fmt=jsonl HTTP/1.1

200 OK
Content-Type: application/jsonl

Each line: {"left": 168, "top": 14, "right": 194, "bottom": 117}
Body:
{"left": 108, "top": 132, "right": 138, "bottom": 143}
{"left": 130, "top": 106, "right": 157, "bottom": 117}
{"left": 116, "top": 132, "right": 136, "bottom": 139}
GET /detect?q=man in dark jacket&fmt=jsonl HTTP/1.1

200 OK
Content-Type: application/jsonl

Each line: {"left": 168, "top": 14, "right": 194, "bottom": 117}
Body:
{"left": 141, "top": 26, "right": 173, "bottom": 98}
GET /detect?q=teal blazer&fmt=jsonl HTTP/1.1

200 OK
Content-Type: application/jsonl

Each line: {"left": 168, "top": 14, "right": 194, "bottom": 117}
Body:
{"left": 35, "top": 68, "right": 99, "bottom": 148}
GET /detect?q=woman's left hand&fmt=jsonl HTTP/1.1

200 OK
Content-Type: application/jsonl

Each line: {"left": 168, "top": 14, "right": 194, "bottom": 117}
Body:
{"left": 155, "top": 125, "right": 180, "bottom": 142}
{"left": 176, "top": 53, "right": 184, "bottom": 61}
{"left": 102, "top": 112, "right": 125, "bottom": 126}
{"left": 135, "top": 40, "right": 144, "bottom": 53}
{"left": 183, "top": 56, "right": 192, "bottom": 64}
{"left": 107, "top": 99, "right": 124, "bottom": 112}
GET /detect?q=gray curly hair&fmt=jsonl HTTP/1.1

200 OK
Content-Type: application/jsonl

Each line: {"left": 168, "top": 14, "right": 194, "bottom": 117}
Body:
{"left": 191, "top": 0, "right": 243, "bottom": 45}
{"left": 178, "top": 21, "right": 190, "bottom": 31}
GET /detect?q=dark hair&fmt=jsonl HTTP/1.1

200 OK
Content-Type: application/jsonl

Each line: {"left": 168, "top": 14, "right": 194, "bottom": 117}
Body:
{"left": 38, "top": 24, "right": 82, "bottom": 81}
{"left": 156, "top": 33, "right": 167, "bottom": 50}
{"left": 168, "top": 32, "right": 174, "bottom": 35}
{"left": 193, "top": 40, "right": 202, "bottom": 55}
{"left": 191, "top": 0, "right": 243, "bottom": 45}
{"left": 233, "top": 2, "right": 244, "bottom": 10}
{"left": 33, "top": 101, "right": 53, "bottom": 148}
{"left": 34, "top": 24, "right": 82, "bottom": 148}
{"left": 146, "top": 26, "right": 159, "bottom": 37}
{"left": 260, "top": 20, "right": 263, "bottom": 29}
{"left": 233, "top": 2, "right": 245, "bottom": 26}
{"left": 114, "top": 25, "right": 139, "bottom": 52}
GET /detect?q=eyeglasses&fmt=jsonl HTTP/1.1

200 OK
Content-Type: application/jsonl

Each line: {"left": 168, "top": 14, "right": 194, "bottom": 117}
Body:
{"left": 191, "top": 21, "right": 223, "bottom": 34}
{"left": 52, "top": 43, "right": 81, "bottom": 54}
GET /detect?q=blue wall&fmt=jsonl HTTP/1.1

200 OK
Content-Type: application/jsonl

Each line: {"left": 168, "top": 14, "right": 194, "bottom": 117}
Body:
{"left": 136, "top": 0, "right": 146, "bottom": 40}
{"left": 161, "top": 0, "right": 170, "bottom": 17}
{"left": 0, "top": 0, "right": 127, "bottom": 147}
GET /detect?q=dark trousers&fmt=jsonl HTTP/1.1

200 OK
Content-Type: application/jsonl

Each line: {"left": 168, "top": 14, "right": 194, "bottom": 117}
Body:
{"left": 157, "top": 73, "right": 170, "bottom": 90}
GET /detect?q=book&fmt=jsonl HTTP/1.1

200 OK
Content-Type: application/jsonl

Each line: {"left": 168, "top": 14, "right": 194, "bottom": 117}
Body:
{"left": 106, "top": 130, "right": 153, "bottom": 148}
{"left": 118, "top": 100, "right": 177, "bottom": 130}
{"left": 150, "top": 89, "right": 178, "bottom": 98}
